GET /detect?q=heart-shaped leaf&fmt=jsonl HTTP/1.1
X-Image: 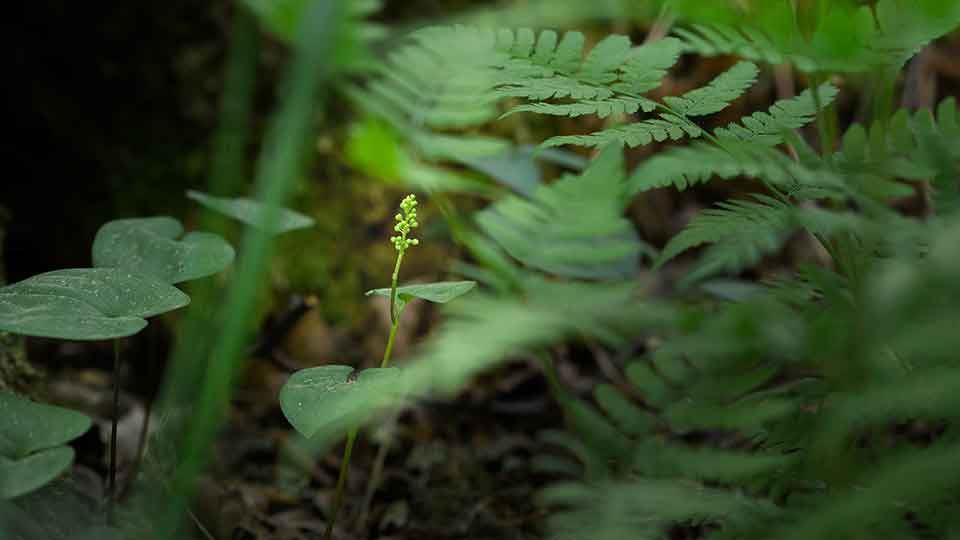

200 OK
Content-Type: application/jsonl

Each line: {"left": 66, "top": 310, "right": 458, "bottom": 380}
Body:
{"left": 186, "top": 190, "right": 315, "bottom": 234}
{"left": 4, "top": 269, "right": 190, "bottom": 319}
{"left": 0, "top": 294, "right": 145, "bottom": 341}
{"left": 280, "top": 365, "right": 401, "bottom": 439}
{"left": 92, "top": 217, "right": 235, "bottom": 284}
{"left": 0, "top": 391, "right": 92, "bottom": 458}
{"left": 0, "top": 447, "right": 74, "bottom": 499}
{"left": 0, "top": 269, "right": 189, "bottom": 340}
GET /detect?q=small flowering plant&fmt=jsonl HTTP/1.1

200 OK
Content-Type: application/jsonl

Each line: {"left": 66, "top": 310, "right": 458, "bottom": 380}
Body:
{"left": 278, "top": 194, "right": 475, "bottom": 539}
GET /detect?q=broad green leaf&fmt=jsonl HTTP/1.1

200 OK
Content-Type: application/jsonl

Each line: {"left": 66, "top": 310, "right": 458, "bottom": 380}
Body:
{"left": 0, "top": 447, "right": 74, "bottom": 499}
{"left": 366, "top": 281, "right": 477, "bottom": 318}
{"left": 0, "top": 269, "right": 189, "bottom": 341}
{"left": 186, "top": 190, "right": 315, "bottom": 234}
{"left": 3, "top": 269, "right": 190, "bottom": 319}
{"left": 279, "top": 365, "right": 401, "bottom": 439}
{"left": 0, "top": 294, "right": 146, "bottom": 341}
{"left": 92, "top": 217, "right": 235, "bottom": 284}
{"left": 0, "top": 392, "right": 91, "bottom": 458}
{"left": 365, "top": 281, "right": 477, "bottom": 304}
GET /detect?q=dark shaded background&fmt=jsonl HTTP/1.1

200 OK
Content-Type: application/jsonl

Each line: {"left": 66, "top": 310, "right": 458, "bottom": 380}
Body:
{"left": 6, "top": 1, "right": 228, "bottom": 281}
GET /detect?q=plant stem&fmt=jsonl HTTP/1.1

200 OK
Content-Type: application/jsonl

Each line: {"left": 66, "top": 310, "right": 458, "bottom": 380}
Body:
{"left": 388, "top": 250, "right": 404, "bottom": 326}
{"left": 108, "top": 338, "right": 120, "bottom": 518}
{"left": 326, "top": 247, "right": 406, "bottom": 539}
{"left": 324, "top": 428, "right": 357, "bottom": 540}
{"left": 381, "top": 321, "right": 400, "bottom": 370}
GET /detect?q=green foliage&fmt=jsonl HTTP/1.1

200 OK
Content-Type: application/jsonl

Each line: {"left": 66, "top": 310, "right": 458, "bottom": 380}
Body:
{"left": 654, "top": 194, "right": 791, "bottom": 281}
{"left": 0, "top": 392, "right": 91, "bottom": 499}
{"left": 672, "top": 0, "right": 960, "bottom": 72}
{"left": 531, "top": 103, "right": 960, "bottom": 540}
{"left": 240, "top": 0, "right": 385, "bottom": 72}
{"left": 92, "top": 217, "right": 235, "bottom": 284}
{"left": 714, "top": 83, "right": 838, "bottom": 144}
{"left": 476, "top": 145, "right": 653, "bottom": 279}
{"left": 0, "top": 269, "right": 190, "bottom": 340}
{"left": 365, "top": 281, "right": 477, "bottom": 312}
{"left": 186, "top": 190, "right": 315, "bottom": 234}
{"left": 279, "top": 365, "right": 401, "bottom": 439}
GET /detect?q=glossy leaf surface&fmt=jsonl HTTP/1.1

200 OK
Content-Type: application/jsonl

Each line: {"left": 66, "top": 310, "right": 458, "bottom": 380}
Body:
{"left": 0, "top": 269, "right": 189, "bottom": 340}
{"left": 92, "top": 216, "right": 235, "bottom": 284}
{"left": 280, "top": 365, "right": 401, "bottom": 439}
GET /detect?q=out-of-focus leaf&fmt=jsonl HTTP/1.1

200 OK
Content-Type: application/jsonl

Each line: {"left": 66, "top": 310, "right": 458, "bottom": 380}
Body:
{"left": 0, "top": 392, "right": 91, "bottom": 458}
{"left": 186, "top": 190, "right": 314, "bottom": 234}
{"left": 0, "top": 448, "right": 74, "bottom": 500}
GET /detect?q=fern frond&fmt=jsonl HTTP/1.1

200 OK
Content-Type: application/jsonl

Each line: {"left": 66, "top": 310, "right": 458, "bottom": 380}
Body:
{"left": 908, "top": 98, "right": 960, "bottom": 215}
{"left": 613, "top": 35, "right": 685, "bottom": 93}
{"left": 663, "top": 61, "right": 759, "bottom": 117}
{"left": 543, "top": 478, "right": 779, "bottom": 540}
{"left": 825, "top": 98, "right": 960, "bottom": 210}
{"left": 674, "top": 3, "right": 960, "bottom": 73}
{"left": 673, "top": 24, "right": 785, "bottom": 65}
{"left": 475, "top": 145, "right": 651, "bottom": 279}
{"left": 593, "top": 383, "right": 656, "bottom": 437}
{"left": 504, "top": 96, "right": 657, "bottom": 119}
{"left": 544, "top": 115, "right": 702, "bottom": 148}
{"left": 499, "top": 34, "right": 684, "bottom": 121}
{"left": 654, "top": 195, "right": 792, "bottom": 285}
{"left": 625, "top": 140, "right": 842, "bottom": 195}
{"left": 633, "top": 440, "right": 792, "bottom": 484}
{"left": 542, "top": 61, "right": 762, "bottom": 148}
{"left": 714, "top": 83, "right": 838, "bottom": 145}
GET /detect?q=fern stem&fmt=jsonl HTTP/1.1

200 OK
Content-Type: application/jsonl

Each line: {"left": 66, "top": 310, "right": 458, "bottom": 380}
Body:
{"left": 324, "top": 428, "right": 357, "bottom": 540}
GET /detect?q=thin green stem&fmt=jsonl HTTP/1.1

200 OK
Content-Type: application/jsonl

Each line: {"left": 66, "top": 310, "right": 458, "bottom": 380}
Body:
{"left": 383, "top": 249, "right": 405, "bottom": 370}
{"left": 108, "top": 338, "right": 120, "bottom": 518}
{"left": 325, "top": 235, "right": 407, "bottom": 539}
{"left": 324, "top": 429, "right": 357, "bottom": 540}
{"left": 388, "top": 250, "right": 404, "bottom": 326}
{"left": 381, "top": 320, "right": 400, "bottom": 369}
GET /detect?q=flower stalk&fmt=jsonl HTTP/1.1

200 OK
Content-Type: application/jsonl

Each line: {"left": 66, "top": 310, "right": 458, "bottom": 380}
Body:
{"left": 324, "top": 194, "right": 419, "bottom": 540}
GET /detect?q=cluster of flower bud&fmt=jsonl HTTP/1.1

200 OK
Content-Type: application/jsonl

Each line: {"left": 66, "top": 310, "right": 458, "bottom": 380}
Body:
{"left": 390, "top": 194, "right": 420, "bottom": 251}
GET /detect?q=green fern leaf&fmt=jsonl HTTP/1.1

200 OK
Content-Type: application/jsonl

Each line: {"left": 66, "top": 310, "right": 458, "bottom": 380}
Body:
{"left": 655, "top": 194, "right": 790, "bottom": 269}
{"left": 663, "top": 61, "right": 759, "bottom": 116}
{"left": 715, "top": 83, "right": 838, "bottom": 144}
{"left": 625, "top": 140, "right": 842, "bottom": 195}
{"left": 594, "top": 384, "right": 656, "bottom": 437}
{"left": 614, "top": 37, "right": 684, "bottom": 94}
{"left": 504, "top": 96, "right": 657, "bottom": 119}
{"left": 673, "top": 24, "right": 785, "bottom": 65}
{"left": 476, "top": 145, "right": 651, "bottom": 279}
{"left": 544, "top": 116, "right": 702, "bottom": 148}
{"left": 501, "top": 35, "right": 682, "bottom": 121}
